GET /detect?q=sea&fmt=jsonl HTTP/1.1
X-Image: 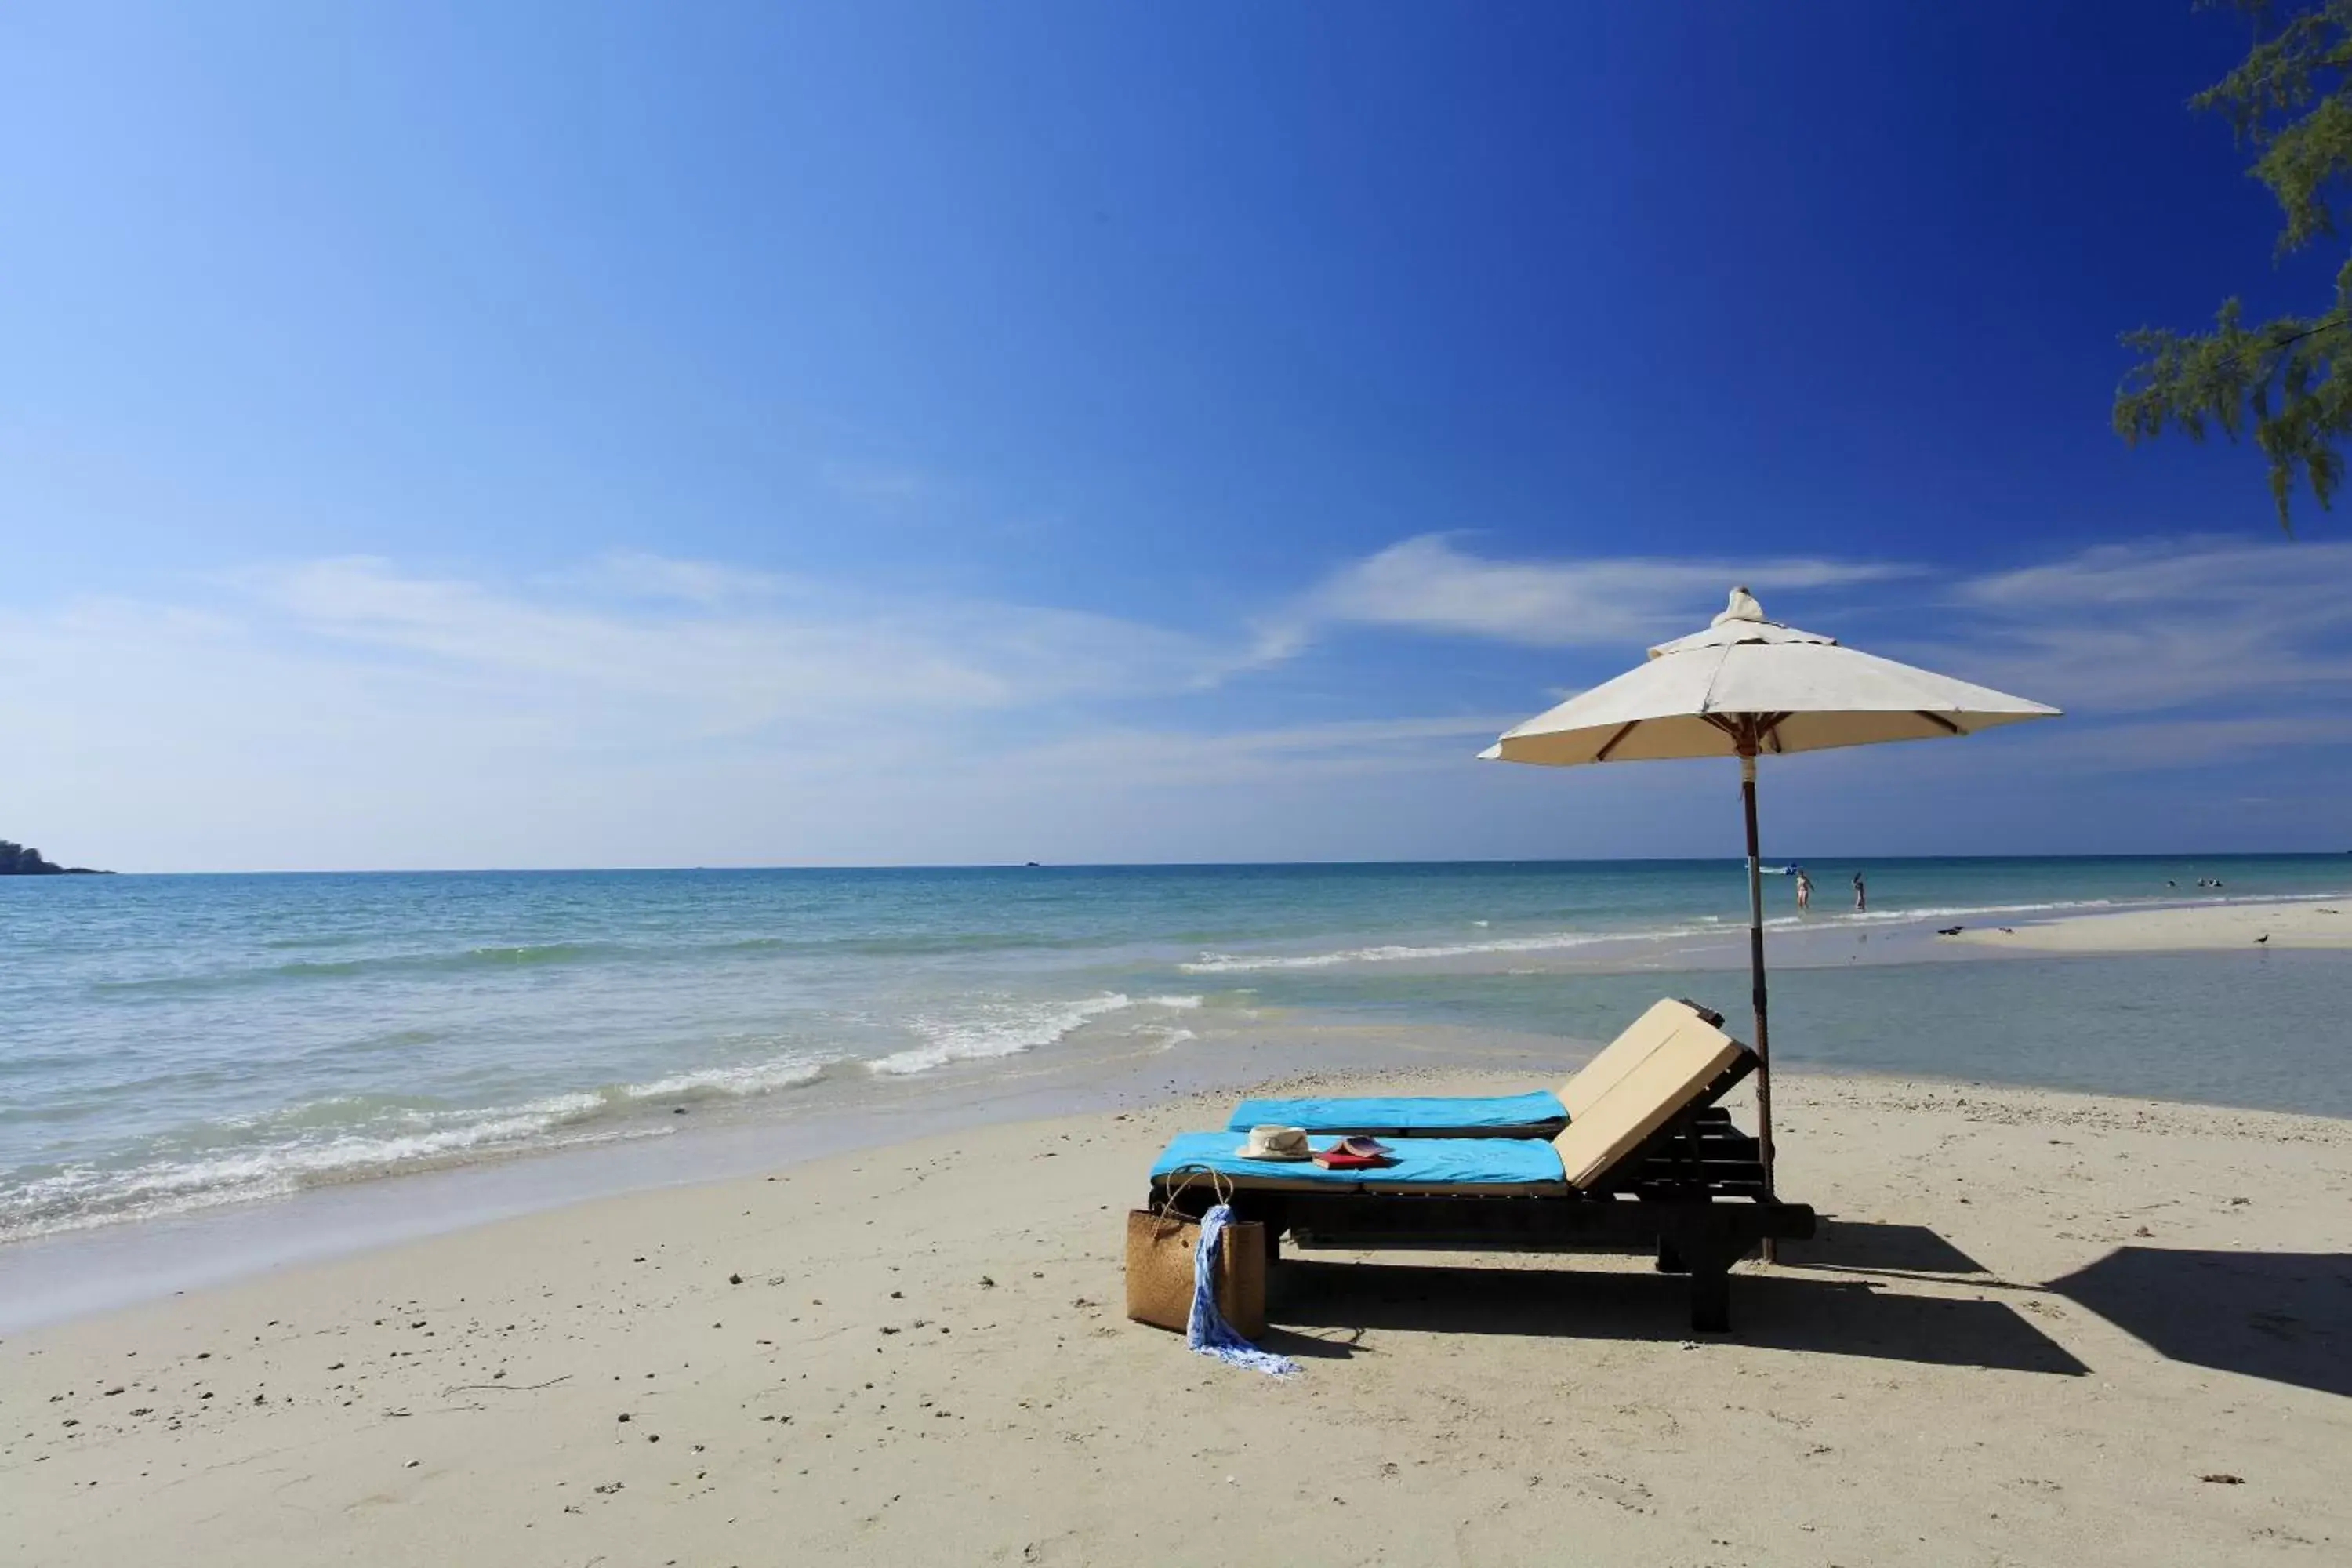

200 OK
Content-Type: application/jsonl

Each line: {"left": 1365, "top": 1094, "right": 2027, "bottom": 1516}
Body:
{"left": 6, "top": 855, "right": 2351, "bottom": 1276}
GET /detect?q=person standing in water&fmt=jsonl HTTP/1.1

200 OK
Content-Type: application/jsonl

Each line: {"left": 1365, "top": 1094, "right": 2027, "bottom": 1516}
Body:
{"left": 1852, "top": 870, "right": 1867, "bottom": 912}
{"left": 1795, "top": 866, "right": 1813, "bottom": 911}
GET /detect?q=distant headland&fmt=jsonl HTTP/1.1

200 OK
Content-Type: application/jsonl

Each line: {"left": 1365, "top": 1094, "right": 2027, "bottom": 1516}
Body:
{"left": 0, "top": 840, "right": 109, "bottom": 875}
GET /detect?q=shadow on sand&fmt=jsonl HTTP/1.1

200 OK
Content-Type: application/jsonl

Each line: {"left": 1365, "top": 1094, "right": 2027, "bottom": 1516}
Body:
{"left": 1776, "top": 1219, "right": 1988, "bottom": 1278}
{"left": 2049, "top": 1247, "right": 2352, "bottom": 1399}
{"left": 1264, "top": 1255, "right": 2086, "bottom": 1374}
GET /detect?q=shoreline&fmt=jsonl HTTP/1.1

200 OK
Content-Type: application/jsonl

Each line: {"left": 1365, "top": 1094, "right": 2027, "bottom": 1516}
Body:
{"left": 13, "top": 878, "right": 2349, "bottom": 1239}
{"left": 7, "top": 1035, "right": 2350, "bottom": 1336}
{"left": 0, "top": 1019, "right": 1590, "bottom": 1332}
{"left": 9, "top": 906, "right": 2352, "bottom": 1320}
{"left": 1948, "top": 897, "right": 2352, "bottom": 953}
{"left": 5, "top": 1067, "right": 2347, "bottom": 1565}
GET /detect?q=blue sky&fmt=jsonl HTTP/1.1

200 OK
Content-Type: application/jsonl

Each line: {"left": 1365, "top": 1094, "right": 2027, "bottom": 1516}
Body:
{"left": 5, "top": 2, "right": 2350, "bottom": 869}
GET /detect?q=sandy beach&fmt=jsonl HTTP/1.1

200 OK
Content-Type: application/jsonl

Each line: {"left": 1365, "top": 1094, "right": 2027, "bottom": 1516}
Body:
{"left": 4, "top": 1068, "right": 2347, "bottom": 1566}
{"left": 1949, "top": 897, "right": 2352, "bottom": 954}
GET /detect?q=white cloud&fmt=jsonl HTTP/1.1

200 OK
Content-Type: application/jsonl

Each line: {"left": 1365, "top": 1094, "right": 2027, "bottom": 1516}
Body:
{"left": 1260, "top": 533, "right": 1915, "bottom": 656}
{"left": 0, "top": 554, "right": 1533, "bottom": 867}
{"left": 1987, "top": 714, "right": 2352, "bottom": 772}
{"left": 558, "top": 552, "right": 789, "bottom": 604}
{"left": 214, "top": 555, "right": 1216, "bottom": 733}
{"left": 1008, "top": 714, "right": 1522, "bottom": 788}
{"left": 1908, "top": 538, "right": 2352, "bottom": 717}
{"left": 6, "top": 534, "right": 2350, "bottom": 869}
{"left": 1955, "top": 535, "right": 2351, "bottom": 612}
{"left": 1269, "top": 532, "right": 2352, "bottom": 771}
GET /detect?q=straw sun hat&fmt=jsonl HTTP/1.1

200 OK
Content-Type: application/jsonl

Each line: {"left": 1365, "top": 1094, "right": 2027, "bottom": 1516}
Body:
{"left": 1236, "top": 1125, "right": 1312, "bottom": 1160}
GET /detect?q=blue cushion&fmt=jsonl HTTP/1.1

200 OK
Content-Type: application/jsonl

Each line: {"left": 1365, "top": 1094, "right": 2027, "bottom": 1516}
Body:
{"left": 1225, "top": 1090, "right": 1566, "bottom": 1134}
{"left": 1149, "top": 1131, "right": 1566, "bottom": 1187}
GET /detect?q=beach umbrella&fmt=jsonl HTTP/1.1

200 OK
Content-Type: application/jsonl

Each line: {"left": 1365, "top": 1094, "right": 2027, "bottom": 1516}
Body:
{"left": 1481, "top": 587, "right": 2059, "bottom": 1202}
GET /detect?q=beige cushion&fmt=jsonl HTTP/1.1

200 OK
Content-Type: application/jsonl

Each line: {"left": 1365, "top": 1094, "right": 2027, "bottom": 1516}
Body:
{"left": 1550, "top": 1016, "right": 1744, "bottom": 1189}
{"left": 1559, "top": 997, "right": 1711, "bottom": 1120}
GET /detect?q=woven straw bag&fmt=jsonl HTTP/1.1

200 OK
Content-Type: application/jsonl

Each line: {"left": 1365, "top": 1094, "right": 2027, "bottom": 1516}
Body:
{"left": 1123, "top": 1168, "right": 1266, "bottom": 1338}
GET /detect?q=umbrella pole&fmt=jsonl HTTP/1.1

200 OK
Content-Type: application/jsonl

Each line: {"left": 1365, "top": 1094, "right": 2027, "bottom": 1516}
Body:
{"left": 1740, "top": 750, "right": 1777, "bottom": 1258}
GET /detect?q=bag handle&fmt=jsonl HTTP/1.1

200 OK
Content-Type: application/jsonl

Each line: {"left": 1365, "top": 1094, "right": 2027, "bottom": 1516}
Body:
{"left": 1153, "top": 1163, "right": 1234, "bottom": 1233}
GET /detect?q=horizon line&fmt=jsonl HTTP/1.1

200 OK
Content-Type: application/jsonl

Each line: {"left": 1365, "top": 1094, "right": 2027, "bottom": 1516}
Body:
{"left": 13, "top": 848, "right": 2348, "bottom": 879}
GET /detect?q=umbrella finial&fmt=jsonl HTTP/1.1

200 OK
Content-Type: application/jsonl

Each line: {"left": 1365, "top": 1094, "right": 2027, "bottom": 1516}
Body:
{"left": 1714, "top": 586, "right": 1766, "bottom": 626}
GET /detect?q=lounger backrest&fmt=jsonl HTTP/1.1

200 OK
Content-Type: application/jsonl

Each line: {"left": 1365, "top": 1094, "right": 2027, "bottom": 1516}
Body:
{"left": 1558, "top": 997, "right": 1710, "bottom": 1120}
{"left": 1550, "top": 1015, "right": 1745, "bottom": 1189}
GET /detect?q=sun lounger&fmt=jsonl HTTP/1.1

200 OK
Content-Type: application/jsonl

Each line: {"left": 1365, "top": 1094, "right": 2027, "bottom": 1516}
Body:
{"left": 1151, "top": 1010, "right": 1813, "bottom": 1333}
{"left": 1224, "top": 997, "right": 1739, "bottom": 1138}
{"left": 1223, "top": 1089, "right": 1573, "bottom": 1138}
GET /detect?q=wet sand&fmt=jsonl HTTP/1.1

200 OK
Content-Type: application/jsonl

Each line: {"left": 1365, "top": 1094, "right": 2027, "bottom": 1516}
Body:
{"left": 1949, "top": 898, "right": 2352, "bottom": 953}
{"left": 4, "top": 1069, "right": 2348, "bottom": 1566}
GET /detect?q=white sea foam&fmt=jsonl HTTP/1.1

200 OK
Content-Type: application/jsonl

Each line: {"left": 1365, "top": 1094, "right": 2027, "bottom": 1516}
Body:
{"left": 17, "top": 869, "right": 2343, "bottom": 1248}
{"left": 1181, "top": 929, "right": 1659, "bottom": 972}
{"left": 1782, "top": 898, "right": 2118, "bottom": 928}
{"left": 0, "top": 1051, "right": 845, "bottom": 1240}
{"left": 1178, "top": 897, "right": 2178, "bottom": 973}
{"left": 624, "top": 1055, "right": 833, "bottom": 1100}
{"left": 0, "top": 1089, "right": 642, "bottom": 1240}
{"left": 865, "top": 992, "right": 1141, "bottom": 1077}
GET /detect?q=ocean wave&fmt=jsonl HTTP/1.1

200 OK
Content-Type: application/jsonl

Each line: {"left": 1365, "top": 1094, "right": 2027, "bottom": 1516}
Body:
{"left": 1793, "top": 898, "right": 2118, "bottom": 926}
{"left": 1176, "top": 896, "right": 2184, "bottom": 972}
{"left": 0, "top": 1048, "right": 839, "bottom": 1241}
{"left": 265, "top": 942, "right": 612, "bottom": 978}
{"left": 1181, "top": 929, "right": 1657, "bottom": 972}
{"left": 90, "top": 926, "right": 1135, "bottom": 998}
{"left": 623, "top": 1056, "right": 833, "bottom": 1101}
{"left": 93, "top": 942, "right": 624, "bottom": 995}
{"left": 0, "top": 1091, "right": 617, "bottom": 1240}
{"left": 865, "top": 993, "right": 1138, "bottom": 1077}
{"left": 718, "top": 931, "right": 1115, "bottom": 958}
{"left": 862, "top": 992, "right": 1203, "bottom": 1077}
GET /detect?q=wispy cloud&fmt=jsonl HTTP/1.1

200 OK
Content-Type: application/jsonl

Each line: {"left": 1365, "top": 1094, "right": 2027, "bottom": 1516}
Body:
{"left": 1256, "top": 533, "right": 1915, "bottom": 658}
{"left": 0, "top": 557, "right": 1536, "bottom": 866}
{"left": 5, "top": 534, "right": 2349, "bottom": 869}
{"left": 556, "top": 552, "right": 790, "bottom": 605}
{"left": 1912, "top": 537, "right": 2352, "bottom": 717}
{"left": 2019, "top": 714, "right": 2352, "bottom": 771}
{"left": 219, "top": 555, "right": 1216, "bottom": 734}
{"left": 1955, "top": 536, "right": 2351, "bottom": 612}
{"left": 1011, "top": 714, "right": 1522, "bottom": 787}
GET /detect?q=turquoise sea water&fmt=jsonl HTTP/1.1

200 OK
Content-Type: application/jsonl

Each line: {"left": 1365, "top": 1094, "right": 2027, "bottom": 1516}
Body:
{"left": 4, "top": 855, "right": 2350, "bottom": 1242}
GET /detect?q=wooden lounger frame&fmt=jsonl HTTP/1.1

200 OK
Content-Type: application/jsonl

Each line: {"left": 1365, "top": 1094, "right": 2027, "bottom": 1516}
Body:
{"left": 1151, "top": 1052, "right": 1814, "bottom": 1334}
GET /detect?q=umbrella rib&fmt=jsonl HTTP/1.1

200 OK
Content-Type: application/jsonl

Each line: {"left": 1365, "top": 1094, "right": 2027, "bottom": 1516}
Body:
{"left": 1698, "top": 713, "right": 1744, "bottom": 749}
{"left": 1593, "top": 720, "right": 1641, "bottom": 762}
{"left": 1915, "top": 710, "right": 1964, "bottom": 735}
{"left": 1697, "top": 712, "right": 1791, "bottom": 754}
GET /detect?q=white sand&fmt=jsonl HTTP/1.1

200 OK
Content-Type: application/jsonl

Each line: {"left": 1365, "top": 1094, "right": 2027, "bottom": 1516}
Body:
{"left": 4, "top": 1070, "right": 2349, "bottom": 1566}
{"left": 1947, "top": 897, "right": 2352, "bottom": 953}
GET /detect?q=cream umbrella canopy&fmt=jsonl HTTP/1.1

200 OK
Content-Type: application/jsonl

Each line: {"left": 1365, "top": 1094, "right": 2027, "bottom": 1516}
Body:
{"left": 1481, "top": 588, "right": 2060, "bottom": 1198}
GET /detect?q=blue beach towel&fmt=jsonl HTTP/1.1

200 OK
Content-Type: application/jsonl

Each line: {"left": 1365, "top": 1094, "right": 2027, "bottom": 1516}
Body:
{"left": 1152, "top": 1131, "right": 1567, "bottom": 1189}
{"left": 1187, "top": 1203, "right": 1297, "bottom": 1377}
